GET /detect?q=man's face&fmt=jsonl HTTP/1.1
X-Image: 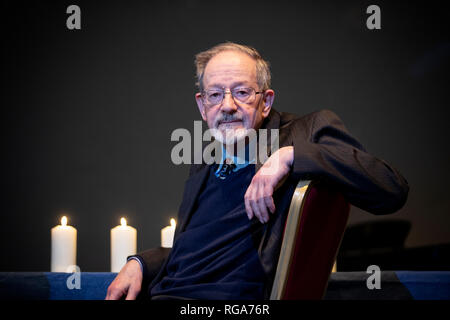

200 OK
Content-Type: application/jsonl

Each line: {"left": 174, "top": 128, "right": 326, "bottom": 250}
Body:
{"left": 195, "top": 50, "right": 274, "bottom": 145}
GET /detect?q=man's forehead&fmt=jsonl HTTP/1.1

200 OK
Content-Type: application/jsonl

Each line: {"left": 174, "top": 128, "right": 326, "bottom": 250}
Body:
{"left": 205, "top": 69, "right": 254, "bottom": 83}
{"left": 203, "top": 52, "right": 257, "bottom": 87}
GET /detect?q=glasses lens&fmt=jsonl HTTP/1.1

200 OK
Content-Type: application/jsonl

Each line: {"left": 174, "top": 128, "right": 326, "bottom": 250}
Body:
{"left": 205, "top": 90, "right": 223, "bottom": 106}
{"left": 203, "top": 87, "right": 258, "bottom": 106}
{"left": 232, "top": 87, "right": 254, "bottom": 103}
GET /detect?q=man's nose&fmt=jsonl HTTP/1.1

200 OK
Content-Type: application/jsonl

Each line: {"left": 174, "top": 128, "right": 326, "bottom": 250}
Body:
{"left": 220, "top": 91, "right": 238, "bottom": 113}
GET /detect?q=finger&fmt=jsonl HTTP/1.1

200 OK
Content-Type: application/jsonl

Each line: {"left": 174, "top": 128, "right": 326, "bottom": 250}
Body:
{"left": 125, "top": 284, "right": 141, "bottom": 300}
{"left": 257, "top": 199, "right": 269, "bottom": 223}
{"left": 245, "top": 196, "right": 253, "bottom": 220}
{"left": 250, "top": 199, "right": 263, "bottom": 224}
{"left": 250, "top": 184, "right": 264, "bottom": 223}
{"left": 105, "top": 284, "right": 115, "bottom": 300}
{"left": 256, "top": 185, "right": 270, "bottom": 223}
{"left": 264, "top": 196, "right": 276, "bottom": 214}
{"left": 107, "top": 286, "right": 125, "bottom": 300}
{"left": 244, "top": 188, "right": 253, "bottom": 220}
{"left": 263, "top": 184, "right": 276, "bottom": 214}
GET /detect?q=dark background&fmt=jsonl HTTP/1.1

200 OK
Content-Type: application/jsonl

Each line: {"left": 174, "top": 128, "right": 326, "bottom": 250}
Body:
{"left": 1, "top": 0, "right": 449, "bottom": 271}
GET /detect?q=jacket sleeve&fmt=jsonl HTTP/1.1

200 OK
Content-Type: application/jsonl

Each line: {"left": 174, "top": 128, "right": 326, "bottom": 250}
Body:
{"left": 289, "top": 109, "right": 409, "bottom": 214}
{"left": 129, "top": 247, "right": 171, "bottom": 290}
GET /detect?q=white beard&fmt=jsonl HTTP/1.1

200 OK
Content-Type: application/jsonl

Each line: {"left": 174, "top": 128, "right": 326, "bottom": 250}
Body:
{"left": 213, "top": 127, "right": 249, "bottom": 145}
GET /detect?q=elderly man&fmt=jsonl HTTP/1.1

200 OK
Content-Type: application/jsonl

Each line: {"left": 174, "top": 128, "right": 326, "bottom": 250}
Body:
{"left": 106, "top": 42, "right": 409, "bottom": 300}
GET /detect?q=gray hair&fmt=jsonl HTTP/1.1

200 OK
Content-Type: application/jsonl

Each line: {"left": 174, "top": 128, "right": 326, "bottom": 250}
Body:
{"left": 195, "top": 42, "right": 271, "bottom": 92}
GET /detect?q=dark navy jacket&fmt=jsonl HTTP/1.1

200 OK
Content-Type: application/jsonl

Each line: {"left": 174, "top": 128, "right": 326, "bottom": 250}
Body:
{"left": 135, "top": 109, "right": 409, "bottom": 299}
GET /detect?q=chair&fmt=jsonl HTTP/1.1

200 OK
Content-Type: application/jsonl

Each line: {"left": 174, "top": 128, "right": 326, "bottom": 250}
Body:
{"left": 270, "top": 180, "right": 350, "bottom": 300}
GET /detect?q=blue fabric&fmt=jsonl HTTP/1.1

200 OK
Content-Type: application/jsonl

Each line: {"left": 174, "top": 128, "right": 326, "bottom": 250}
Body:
{"left": 151, "top": 164, "right": 267, "bottom": 299}
{"left": 1, "top": 272, "right": 450, "bottom": 300}
{"left": 214, "top": 144, "right": 255, "bottom": 179}
{"left": 395, "top": 271, "right": 450, "bottom": 300}
{"left": 44, "top": 272, "right": 117, "bottom": 300}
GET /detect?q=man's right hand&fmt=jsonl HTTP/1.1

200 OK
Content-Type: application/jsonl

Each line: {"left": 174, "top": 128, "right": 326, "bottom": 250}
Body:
{"left": 105, "top": 259, "right": 143, "bottom": 300}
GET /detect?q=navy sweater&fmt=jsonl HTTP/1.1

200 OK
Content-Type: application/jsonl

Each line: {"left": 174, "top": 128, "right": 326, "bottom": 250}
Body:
{"left": 151, "top": 164, "right": 267, "bottom": 299}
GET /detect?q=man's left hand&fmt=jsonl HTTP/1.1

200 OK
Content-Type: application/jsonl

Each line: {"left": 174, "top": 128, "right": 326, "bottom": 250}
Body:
{"left": 244, "top": 146, "right": 294, "bottom": 223}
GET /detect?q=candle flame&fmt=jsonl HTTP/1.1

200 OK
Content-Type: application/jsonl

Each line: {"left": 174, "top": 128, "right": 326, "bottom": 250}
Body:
{"left": 170, "top": 218, "right": 176, "bottom": 228}
{"left": 120, "top": 217, "right": 127, "bottom": 226}
{"left": 61, "top": 216, "right": 67, "bottom": 226}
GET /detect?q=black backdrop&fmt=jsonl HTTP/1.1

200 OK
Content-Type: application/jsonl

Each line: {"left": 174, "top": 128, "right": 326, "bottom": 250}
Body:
{"left": 1, "top": 0, "right": 449, "bottom": 271}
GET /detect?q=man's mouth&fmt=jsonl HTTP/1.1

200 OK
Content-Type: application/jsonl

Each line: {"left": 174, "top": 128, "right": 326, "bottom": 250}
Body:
{"left": 219, "top": 119, "right": 242, "bottom": 125}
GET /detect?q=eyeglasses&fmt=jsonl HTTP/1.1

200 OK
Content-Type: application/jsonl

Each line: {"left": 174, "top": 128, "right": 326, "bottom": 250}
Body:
{"left": 201, "top": 87, "right": 265, "bottom": 108}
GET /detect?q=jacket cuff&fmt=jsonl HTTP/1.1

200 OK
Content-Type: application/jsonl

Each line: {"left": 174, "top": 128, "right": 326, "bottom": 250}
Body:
{"left": 127, "top": 254, "right": 150, "bottom": 285}
{"left": 127, "top": 256, "right": 144, "bottom": 272}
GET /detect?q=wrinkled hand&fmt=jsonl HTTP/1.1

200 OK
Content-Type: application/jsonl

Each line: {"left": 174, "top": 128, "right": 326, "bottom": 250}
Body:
{"left": 105, "top": 259, "right": 143, "bottom": 300}
{"left": 244, "top": 146, "right": 294, "bottom": 223}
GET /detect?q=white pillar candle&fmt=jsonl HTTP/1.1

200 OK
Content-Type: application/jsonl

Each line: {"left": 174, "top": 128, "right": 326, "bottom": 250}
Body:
{"left": 161, "top": 218, "right": 176, "bottom": 248}
{"left": 110, "top": 218, "right": 137, "bottom": 272}
{"left": 51, "top": 216, "right": 77, "bottom": 272}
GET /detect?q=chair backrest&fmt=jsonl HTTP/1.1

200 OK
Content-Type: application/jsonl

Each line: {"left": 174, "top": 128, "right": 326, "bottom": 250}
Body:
{"left": 270, "top": 180, "right": 350, "bottom": 300}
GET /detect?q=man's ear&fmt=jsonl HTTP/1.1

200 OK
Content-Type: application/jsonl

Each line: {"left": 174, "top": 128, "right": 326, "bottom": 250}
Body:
{"left": 195, "top": 92, "right": 207, "bottom": 121}
{"left": 261, "top": 89, "right": 275, "bottom": 118}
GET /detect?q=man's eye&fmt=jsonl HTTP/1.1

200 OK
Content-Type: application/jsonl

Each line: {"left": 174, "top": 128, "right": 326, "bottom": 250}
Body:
{"left": 208, "top": 92, "right": 222, "bottom": 98}
{"left": 235, "top": 90, "right": 250, "bottom": 97}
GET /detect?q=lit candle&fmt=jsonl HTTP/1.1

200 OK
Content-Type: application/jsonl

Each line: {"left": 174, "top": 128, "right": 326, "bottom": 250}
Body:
{"left": 51, "top": 216, "right": 77, "bottom": 272}
{"left": 161, "top": 218, "right": 176, "bottom": 248}
{"left": 110, "top": 217, "right": 137, "bottom": 272}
